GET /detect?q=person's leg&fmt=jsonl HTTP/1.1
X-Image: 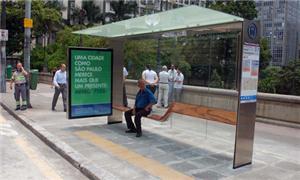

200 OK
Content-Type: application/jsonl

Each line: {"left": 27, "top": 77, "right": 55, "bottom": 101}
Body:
{"left": 125, "top": 109, "right": 136, "bottom": 132}
{"left": 61, "top": 85, "right": 67, "bottom": 111}
{"left": 174, "top": 88, "right": 178, "bottom": 102}
{"left": 52, "top": 86, "right": 60, "bottom": 110}
{"left": 157, "top": 85, "right": 163, "bottom": 107}
{"left": 134, "top": 109, "right": 150, "bottom": 137}
{"left": 20, "top": 85, "right": 27, "bottom": 110}
{"left": 163, "top": 84, "right": 169, "bottom": 107}
{"left": 168, "top": 82, "right": 174, "bottom": 103}
{"left": 15, "top": 85, "right": 21, "bottom": 110}
{"left": 178, "top": 88, "right": 182, "bottom": 102}
{"left": 123, "top": 85, "right": 128, "bottom": 107}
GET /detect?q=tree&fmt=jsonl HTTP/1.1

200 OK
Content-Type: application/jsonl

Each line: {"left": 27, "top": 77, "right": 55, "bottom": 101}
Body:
{"left": 258, "top": 66, "right": 281, "bottom": 93}
{"left": 209, "top": 0, "right": 257, "bottom": 20}
{"left": 106, "top": 1, "right": 138, "bottom": 22}
{"left": 6, "top": 0, "right": 62, "bottom": 56}
{"left": 31, "top": 26, "right": 108, "bottom": 71}
{"left": 82, "top": 1, "right": 102, "bottom": 25}
{"left": 277, "top": 60, "right": 300, "bottom": 95}
{"left": 259, "top": 38, "right": 272, "bottom": 73}
{"left": 209, "top": 69, "right": 224, "bottom": 88}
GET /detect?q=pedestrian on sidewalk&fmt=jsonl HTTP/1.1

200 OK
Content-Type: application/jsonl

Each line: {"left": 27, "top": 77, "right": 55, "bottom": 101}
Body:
{"left": 142, "top": 64, "right": 158, "bottom": 94}
{"left": 10, "top": 62, "right": 28, "bottom": 111}
{"left": 168, "top": 64, "right": 177, "bottom": 103}
{"left": 52, "top": 64, "right": 67, "bottom": 112}
{"left": 157, "top": 65, "right": 170, "bottom": 108}
{"left": 123, "top": 67, "right": 128, "bottom": 107}
{"left": 174, "top": 69, "right": 184, "bottom": 102}
{"left": 125, "top": 79, "right": 157, "bottom": 137}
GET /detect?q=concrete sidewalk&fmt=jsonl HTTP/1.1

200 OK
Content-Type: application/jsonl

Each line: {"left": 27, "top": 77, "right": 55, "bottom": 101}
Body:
{"left": 1, "top": 83, "right": 300, "bottom": 180}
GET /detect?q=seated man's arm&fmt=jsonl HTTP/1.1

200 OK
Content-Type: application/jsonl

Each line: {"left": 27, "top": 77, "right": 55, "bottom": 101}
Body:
{"left": 144, "top": 91, "right": 157, "bottom": 112}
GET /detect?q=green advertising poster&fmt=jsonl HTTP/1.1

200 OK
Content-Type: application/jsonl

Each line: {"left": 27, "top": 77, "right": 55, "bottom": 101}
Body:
{"left": 68, "top": 47, "right": 112, "bottom": 119}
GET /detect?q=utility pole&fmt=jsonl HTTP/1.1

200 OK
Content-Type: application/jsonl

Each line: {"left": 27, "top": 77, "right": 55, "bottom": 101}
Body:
{"left": 0, "top": 0, "right": 7, "bottom": 93}
{"left": 24, "top": 0, "right": 32, "bottom": 108}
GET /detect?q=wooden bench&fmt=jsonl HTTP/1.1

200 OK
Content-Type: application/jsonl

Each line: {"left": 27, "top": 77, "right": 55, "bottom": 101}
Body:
{"left": 112, "top": 102, "right": 237, "bottom": 125}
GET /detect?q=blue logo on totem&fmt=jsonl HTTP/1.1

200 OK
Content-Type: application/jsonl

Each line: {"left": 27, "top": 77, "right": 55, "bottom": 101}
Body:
{"left": 248, "top": 23, "right": 257, "bottom": 40}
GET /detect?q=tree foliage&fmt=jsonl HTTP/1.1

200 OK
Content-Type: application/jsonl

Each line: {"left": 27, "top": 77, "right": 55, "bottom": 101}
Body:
{"left": 259, "top": 38, "right": 272, "bottom": 73}
{"left": 208, "top": 0, "right": 257, "bottom": 20}
{"left": 6, "top": 0, "right": 62, "bottom": 55}
{"left": 31, "top": 26, "right": 107, "bottom": 71}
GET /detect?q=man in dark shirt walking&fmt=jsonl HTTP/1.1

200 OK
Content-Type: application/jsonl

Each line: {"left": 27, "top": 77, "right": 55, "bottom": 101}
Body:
{"left": 125, "top": 79, "right": 157, "bottom": 137}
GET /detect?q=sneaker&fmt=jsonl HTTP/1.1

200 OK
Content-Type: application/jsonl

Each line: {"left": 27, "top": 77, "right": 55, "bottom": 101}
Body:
{"left": 125, "top": 129, "right": 137, "bottom": 133}
{"left": 52, "top": 107, "right": 56, "bottom": 111}
{"left": 15, "top": 106, "right": 20, "bottom": 111}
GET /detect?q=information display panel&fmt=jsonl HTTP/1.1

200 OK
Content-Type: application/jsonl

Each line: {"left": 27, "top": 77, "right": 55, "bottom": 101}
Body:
{"left": 240, "top": 43, "right": 260, "bottom": 103}
{"left": 68, "top": 47, "right": 113, "bottom": 119}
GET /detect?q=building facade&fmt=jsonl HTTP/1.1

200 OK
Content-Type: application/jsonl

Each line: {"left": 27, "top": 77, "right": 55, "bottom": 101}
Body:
{"left": 256, "top": 0, "right": 300, "bottom": 66}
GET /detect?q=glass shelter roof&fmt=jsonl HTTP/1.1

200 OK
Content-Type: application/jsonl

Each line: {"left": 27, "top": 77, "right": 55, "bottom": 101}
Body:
{"left": 73, "top": 6, "right": 244, "bottom": 38}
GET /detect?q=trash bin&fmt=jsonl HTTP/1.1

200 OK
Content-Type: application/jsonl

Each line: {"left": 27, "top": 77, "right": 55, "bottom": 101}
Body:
{"left": 6, "top": 65, "right": 12, "bottom": 79}
{"left": 30, "top": 69, "right": 39, "bottom": 90}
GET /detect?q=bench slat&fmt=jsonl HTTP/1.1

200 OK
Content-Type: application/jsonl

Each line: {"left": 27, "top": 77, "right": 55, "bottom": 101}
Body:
{"left": 112, "top": 103, "right": 236, "bottom": 125}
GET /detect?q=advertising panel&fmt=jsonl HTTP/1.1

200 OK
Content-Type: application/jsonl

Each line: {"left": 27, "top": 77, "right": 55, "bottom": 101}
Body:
{"left": 68, "top": 47, "right": 113, "bottom": 119}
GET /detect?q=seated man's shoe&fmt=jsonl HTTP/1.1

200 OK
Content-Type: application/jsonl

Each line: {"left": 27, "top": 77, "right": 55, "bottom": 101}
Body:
{"left": 136, "top": 133, "right": 142, "bottom": 137}
{"left": 20, "top": 105, "right": 27, "bottom": 111}
{"left": 15, "top": 106, "right": 20, "bottom": 111}
{"left": 125, "top": 129, "right": 137, "bottom": 133}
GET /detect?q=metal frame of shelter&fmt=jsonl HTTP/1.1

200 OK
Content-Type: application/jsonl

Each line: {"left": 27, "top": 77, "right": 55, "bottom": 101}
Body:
{"left": 73, "top": 6, "right": 261, "bottom": 169}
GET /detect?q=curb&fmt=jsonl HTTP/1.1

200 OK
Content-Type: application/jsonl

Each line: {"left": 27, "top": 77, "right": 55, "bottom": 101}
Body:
{"left": 0, "top": 102, "right": 119, "bottom": 180}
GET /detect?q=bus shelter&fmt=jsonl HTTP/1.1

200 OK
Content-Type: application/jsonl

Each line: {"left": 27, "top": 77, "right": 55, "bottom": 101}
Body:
{"left": 73, "top": 6, "right": 260, "bottom": 169}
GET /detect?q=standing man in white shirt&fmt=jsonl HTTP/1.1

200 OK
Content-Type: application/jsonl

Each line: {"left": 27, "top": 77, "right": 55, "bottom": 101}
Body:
{"left": 168, "top": 64, "right": 177, "bottom": 102}
{"left": 123, "top": 67, "right": 129, "bottom": 107}
{"left": 52, "top": 64, "right": 67, "bottom": 112}
{"left": 157, "top": 65, "right": 170, "bottom": 108}
{"left": 174, "top": 69, "right": 184, "bottom": 102}
{"left": 142, "top": 64, "right": 158, "bottom": 94}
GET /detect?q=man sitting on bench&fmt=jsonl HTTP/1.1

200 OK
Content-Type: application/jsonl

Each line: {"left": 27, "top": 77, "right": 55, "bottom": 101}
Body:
{"left": 125, "top": 79, "right": 157, "bottom": 137}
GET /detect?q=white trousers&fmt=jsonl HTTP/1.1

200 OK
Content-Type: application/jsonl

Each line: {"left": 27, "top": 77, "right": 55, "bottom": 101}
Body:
{"left": 157, "top": 84, "right": 169, "bottom": 107}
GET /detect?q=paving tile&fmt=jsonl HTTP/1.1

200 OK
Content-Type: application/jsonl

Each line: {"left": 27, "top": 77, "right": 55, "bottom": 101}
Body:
{"left": 190, "top": 157, "right": 226, "bottom": 169}
{"left": 273, "top": 161, "right": 300, "bottom": 172}
{"left": 152, "top": 153, "right": 182, "bottom": 164}
{"left": 209, "top": 153, "right": 232, "bottom": 162}
{"left": 174, "top": 149, "right": 204, "bottom": 160}
{"left": 156, "top": 144, "right": 187, "bottom": 152}
{"left": 170, "top": 161, "right": 199, "bottom": 172}
{"left": 192, "top": 170, "right": 225, "bottom": 180}
{"left": 133, "top": 147, "right": 165, "bottom": 158}
{"left": 232, "top": 166, "right": 290, "bottom": 180}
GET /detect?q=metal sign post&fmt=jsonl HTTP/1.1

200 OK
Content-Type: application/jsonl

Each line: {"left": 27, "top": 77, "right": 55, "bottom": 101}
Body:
{"left": 233, "top": 20, "right": 261, "bottom": 168}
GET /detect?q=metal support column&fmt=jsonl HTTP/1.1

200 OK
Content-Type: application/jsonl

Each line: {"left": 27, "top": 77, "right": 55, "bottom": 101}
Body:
{"left": 107, "top": 39, "right": 124, "bottom": 124}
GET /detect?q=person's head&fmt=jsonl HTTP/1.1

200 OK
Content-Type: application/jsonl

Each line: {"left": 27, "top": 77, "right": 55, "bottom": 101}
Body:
{"left": 137, "top": 79, "right": 146, "bottom": 90}
{"left": 162, "top": 65, "right": 168, "bottom": 72}
{"left": 60, "top": 64, "right": 66, "bottom": 72}
{"left": 146, "top": 64, "right": 151, "bottom": 70}
{"left": 170, "top": 64, "right": 175, "bottom": 70}
{"left": 16, "top": 62, "right": 23, "bottom": 71}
